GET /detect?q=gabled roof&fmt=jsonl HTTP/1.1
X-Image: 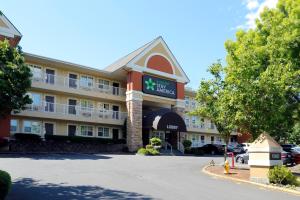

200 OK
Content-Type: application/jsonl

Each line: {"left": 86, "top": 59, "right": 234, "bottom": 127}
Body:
{"left": 0, "top": 12, "right": 22, "bottom": 38}
{"left": 104, "top": 36, "right": 190, "bottom": 83}
{"left": 104, "top": 37, "right": 158, "bottom": 72}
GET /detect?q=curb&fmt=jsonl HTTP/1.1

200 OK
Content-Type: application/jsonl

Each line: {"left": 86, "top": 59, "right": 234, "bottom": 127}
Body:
{"left": 202, "top": 165, "right": 300, "bottom": 196}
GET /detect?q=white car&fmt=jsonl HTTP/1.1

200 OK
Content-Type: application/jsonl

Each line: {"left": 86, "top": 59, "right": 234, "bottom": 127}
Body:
{"left": 241, "top": 143, "right": 251, "bottom": 152}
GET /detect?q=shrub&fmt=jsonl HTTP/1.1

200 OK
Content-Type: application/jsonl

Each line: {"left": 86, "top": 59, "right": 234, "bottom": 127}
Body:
{"left": 147, "top": 148, "right": 160, "bottom": 155}
{"left": 268, "top": 166, "right": 299, "bottom": 186}
{"left": 182, "top": 140, "right": 192, "bottom": 151}
{"left": 150, "top": 137, "right": 162, "bottom": 146}
{"left": 45, "top": 135, "right": 126, "bottom": 144}
{"left": 0, "top": 170, "right": 11, "bottom": 200}
{"left": 145, "top": 144, "right": 153, "bottom": 149}
{"left": 14, "top": 133, "right": 41, "bottom": 141}
{"left": 137, "top": 148, "right": 149, "bottom": 155}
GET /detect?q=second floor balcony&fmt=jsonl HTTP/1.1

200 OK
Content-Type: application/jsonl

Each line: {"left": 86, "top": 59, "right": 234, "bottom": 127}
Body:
{"left": 31, "top": 73, "right": 126, "bottom": 101}
{"left": 14, "top": 101, "right": 127, "bottom": 125}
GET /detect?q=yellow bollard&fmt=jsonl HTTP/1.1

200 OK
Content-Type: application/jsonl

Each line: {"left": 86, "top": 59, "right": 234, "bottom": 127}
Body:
{"left": 224, "top": 160, "right": 230, "bottom": 174}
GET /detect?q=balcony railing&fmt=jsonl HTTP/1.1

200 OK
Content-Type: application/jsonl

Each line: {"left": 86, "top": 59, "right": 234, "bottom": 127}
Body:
{"left": 185, "top": 122, "right": 216, "bottom": 130}
{"left": 31, "top": 73, "right": 126, "bottom": 96}
{"left": 185, "top": 100, "right": 198, "bottom": 110}
{"left": 22, "top": 102, "right": 127, "bottom": 122}
{"left": 190, "top": 141, "right": 238, "bottom": 148}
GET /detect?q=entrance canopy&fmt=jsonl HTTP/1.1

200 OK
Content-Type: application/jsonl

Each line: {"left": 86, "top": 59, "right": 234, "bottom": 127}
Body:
{"left": 143, "top": 108, "right": 187, "bottom": 132}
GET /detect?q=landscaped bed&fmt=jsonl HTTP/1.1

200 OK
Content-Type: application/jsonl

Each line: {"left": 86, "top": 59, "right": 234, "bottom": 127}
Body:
{"left": 204, "top": 164, "right": 300, "bottom": 193}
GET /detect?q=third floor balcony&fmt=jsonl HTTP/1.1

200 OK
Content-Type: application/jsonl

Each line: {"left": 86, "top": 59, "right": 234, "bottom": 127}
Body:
{"left": 31, "top": 73, "right": 126, "bottom": 101}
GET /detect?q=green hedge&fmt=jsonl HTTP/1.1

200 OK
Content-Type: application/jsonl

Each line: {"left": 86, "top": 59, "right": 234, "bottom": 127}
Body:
{"left": 44, "top": 135, "right": 126, "bottom": 144}
{"left": 0, "top": 170, "right": 11, "bottom": 200}
{"left": 14, "top": 133, "right": 42, "bottom": 141}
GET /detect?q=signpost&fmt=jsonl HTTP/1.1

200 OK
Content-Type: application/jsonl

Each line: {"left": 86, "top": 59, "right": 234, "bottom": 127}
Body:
{"left": 142, "top": 75, "right": 177, "bottom": 99}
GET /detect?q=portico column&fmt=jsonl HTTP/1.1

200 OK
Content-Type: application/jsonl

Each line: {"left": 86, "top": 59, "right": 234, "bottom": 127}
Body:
{"left": 172, "top": 99, "right": 186, "bottom": 143}
{"left": 126, "top": 71, "right": 143, "bottom": 152}
{"left": 172, "top": 82, "right": 187, "bottom": 143}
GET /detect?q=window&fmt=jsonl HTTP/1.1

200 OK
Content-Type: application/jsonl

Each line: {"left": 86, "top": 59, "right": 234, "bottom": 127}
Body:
{"left": 98, "top": 127, "right": 110, "bottom": 138}
{"left": 98, "top": 79, "right": 109, "bottom": 90}
{"left": 211, "top": 136, "right": 215, "bottom": 144}
{"left": 45, "top": 69, "right": 55, "bottom": 84}
{"left": 80, "top": 125, "right": 93, "bottom": 137}
{"left": 29, "top": 64, "right": 42, "bottom": 80}
{"left": 23, "top": 121, "right": 41, "bottom": 134}
{"left": 45, "top": 96, "right": 55, "bottom": 112}
{"left": 185, "top": 96, "right": 189, "bottom": 106}
{"left": 10, "top": 119, "right": 18, "bottom": 132}
{"left": 201, "top": 135, "right": 205, "bottom": 143}
{"left": 81, "top": 100, "right": 93, "bottom": 110}
{"left": 80, "top": 75, "right": 93, "bottom": 88}
{"left": 191, "top": 116, "right": 196, "bottom": 124}
{"left": 45, "top": 123, "right": 54, "bottom": 135}
{"left": 185, "top": 118, "right": 190, "bottom": 126}
{"left": 29, "top": 93, "right": 41, "bottom": 106}
{"left": 217, "top": 137, "right": 222, "bottom": 143}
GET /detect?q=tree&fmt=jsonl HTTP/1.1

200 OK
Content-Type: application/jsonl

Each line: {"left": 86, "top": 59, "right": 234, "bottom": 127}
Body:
{"left": 192, "top": 61, "right": 236, "bottom": 161}
{"left": 0, "top": 39, "right": 32, "bottom": 118}
{"left": 224, "top": 0, "right": 300, "bottom": 140}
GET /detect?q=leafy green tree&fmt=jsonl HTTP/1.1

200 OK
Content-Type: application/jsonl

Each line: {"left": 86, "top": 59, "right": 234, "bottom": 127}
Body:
{"left": 192, "top": 61, "right": 236, "bottom": 161}
{"left": 0, "top": 40, "right": 32, "bottom": 118}
{"left": 288, "top": 123, "right": 300, "bottom": 144}
{"left": 224, "top": 0, "right": 300, "bottom": 140}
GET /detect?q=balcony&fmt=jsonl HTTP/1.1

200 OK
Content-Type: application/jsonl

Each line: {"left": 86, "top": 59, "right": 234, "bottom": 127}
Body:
{"left": 185, "top": 100, "right": 198, "bottom": 111}
{"left": 14, "top": 102, "right": 127, "bottom": 125}
{"left": 31, "top": 74, "right": 126, "bottom": 101}
{"left": 190, "top": 141, "right": 238, "bottom": 148}
{"left": 185, "top": 122, "right": 219, "bottom": 134}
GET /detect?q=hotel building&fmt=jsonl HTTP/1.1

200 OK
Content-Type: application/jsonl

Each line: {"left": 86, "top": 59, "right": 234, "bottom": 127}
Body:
{"left": 0, "top": 13, "right": 237, "bottom": 152}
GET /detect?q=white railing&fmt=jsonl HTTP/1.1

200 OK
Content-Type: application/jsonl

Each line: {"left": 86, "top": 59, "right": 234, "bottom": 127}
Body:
{"left": 185, "top": 122, "right": 217, "bottom": 130}
{"left": 190, "top": 141, "right": 238, "bottom": 148}
{"left": 185, "top": 100, "right": 198, "bottom": 110}
{"left": 23, "top": 102, "right": 127, "bottom": 122}
{"left": 31, "top": 73, "right": 126, "bottom": 96}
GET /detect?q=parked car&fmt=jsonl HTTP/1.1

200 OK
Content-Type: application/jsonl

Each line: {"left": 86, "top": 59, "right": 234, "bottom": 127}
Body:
{"left": 291, "top": 146, "right": 300, "bottom": 164}
{"left": 235, "top": 151, "right": 293, "bottom": 165}
{"left": 227, "top": 144, "right": 244, "bottom": 155}
{"left": 281, "top": 144, "right": 297, "bottom": 152}
{"left": 235, "top": 151, "right": 249, "bottom": 164}
{"left": 197, "top": 144, "right": 224, "bottom": 155}
{"left": 281, "top": 151, "right": 293, "bottom": 165}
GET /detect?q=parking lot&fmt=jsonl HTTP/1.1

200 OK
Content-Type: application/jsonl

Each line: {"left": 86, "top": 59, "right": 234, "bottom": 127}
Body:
{"left": 0, "top": 153, "right": 299, "bottom": 200}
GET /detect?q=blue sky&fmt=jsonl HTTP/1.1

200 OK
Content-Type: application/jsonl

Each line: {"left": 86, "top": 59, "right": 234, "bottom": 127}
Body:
{"left": 1, "top": 0, "right": 276, "bottom": 88}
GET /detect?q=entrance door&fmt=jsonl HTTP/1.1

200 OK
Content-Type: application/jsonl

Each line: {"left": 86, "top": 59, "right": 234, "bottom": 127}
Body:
{"left": 68, "top": 99, "right": 77, "bottom": 115}
{"left": 112, "top": 129, "right": 119, "bottom": 141}
{"left": 45, "top": 96, "right": 55, "bottom": 112}
{"left": 45, "top": 69, "right": 55, "bottom": 84}
{"left": 45, "top": 123, "right": 54, "bottom": 135}
{"left": 68, "top": 125, "right": 76, "bottom": 136}
{"left": 112, "top": 82, "right": 119, "bottom": 95}
{"left": 165, "top": 131, "right": 178, "bottom": 150}
{"left": 112, "top": 105, "right": 119, "bottom": 120}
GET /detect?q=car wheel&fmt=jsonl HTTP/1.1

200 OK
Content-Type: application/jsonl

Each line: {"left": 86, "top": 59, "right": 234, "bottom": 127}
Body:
{"left": 236, "top": 157, "right": 244, "bottom": 164}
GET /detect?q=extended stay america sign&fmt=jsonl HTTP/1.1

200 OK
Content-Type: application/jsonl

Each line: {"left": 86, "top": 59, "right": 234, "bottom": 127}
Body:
{"left": 142, "top": 75, "right": 177, "bottom": 99}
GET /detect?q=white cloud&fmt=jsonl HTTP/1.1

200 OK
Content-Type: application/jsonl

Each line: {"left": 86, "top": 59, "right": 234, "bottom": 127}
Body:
{"left": 239, "top": 0, "right": 278, "bottom": 29}
{"left": 246, "top": 0, "right": 259, "bottom": 10}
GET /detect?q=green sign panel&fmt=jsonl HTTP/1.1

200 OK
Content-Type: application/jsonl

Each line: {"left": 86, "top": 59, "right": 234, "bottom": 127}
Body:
{"left": 142, "top": 75, "right": 177, "bottom": 99}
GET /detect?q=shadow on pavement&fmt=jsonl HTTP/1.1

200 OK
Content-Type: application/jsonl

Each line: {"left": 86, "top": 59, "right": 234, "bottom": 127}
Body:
{"left": 0, "top": 153, "right": 112, "bottom": 160}
{"left": 7, "top": 178, "right": 153, "bottom": 200}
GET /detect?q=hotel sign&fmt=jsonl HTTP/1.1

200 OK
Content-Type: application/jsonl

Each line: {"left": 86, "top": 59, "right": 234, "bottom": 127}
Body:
{"left": 142, "top": 75, "right": 177, "bottom": 99}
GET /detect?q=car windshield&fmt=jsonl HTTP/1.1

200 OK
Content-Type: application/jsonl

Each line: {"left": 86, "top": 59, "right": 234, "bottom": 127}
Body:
{"left": 292, "top": 147, "right": 300, "bottom": 152}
